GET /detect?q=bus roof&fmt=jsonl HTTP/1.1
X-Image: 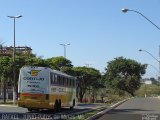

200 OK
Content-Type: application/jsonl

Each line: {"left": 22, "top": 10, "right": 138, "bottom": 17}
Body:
{"left": 21, "top": 66, "right": 75, "bottom": 79}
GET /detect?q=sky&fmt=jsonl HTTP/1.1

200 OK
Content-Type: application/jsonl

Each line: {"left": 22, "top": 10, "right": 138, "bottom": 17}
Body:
{"left": 0, "top": 0, "right": 160, "bottom": 78}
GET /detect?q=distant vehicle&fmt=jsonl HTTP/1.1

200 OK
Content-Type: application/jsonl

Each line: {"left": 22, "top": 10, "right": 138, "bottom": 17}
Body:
{"left": 18, "top": 66, "right": 76, "bottom": 111}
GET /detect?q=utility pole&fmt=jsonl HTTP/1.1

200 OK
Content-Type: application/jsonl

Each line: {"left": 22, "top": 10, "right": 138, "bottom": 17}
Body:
{"left": 159, "top": 45, "right": 160, "bottom": 80}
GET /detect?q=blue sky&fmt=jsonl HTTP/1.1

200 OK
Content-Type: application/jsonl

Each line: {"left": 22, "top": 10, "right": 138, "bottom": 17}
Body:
{"left": 0, "top": 0, "right": 160, "bottom": 78}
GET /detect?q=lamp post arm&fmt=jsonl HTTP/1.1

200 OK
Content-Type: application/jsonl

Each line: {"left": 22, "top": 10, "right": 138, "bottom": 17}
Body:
{"left": 128, "top": 9, "right": 160, "bottom": 31}
{"left": 146, "top": 64, "right": 159, "bottom": 73}
{"left": 143, "top": 50, "right": 160, "bottom": 63}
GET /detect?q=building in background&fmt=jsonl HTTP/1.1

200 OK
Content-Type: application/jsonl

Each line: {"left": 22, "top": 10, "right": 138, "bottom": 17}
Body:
{"left": 0, "top": 46, "right": 32, "bottom": 56}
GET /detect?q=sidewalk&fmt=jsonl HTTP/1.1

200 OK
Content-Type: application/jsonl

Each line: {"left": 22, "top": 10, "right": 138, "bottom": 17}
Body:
{"left": 0, "top": 104, "right": 18, "bottom": 107}
{"left": 0, "top": 99, "right": 18, "bottom": 107}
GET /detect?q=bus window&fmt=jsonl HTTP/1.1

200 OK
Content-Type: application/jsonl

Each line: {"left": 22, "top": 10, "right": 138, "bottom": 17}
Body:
{"left": 60, "top": 76, "right": 63, "bottom": 85}
{"left": 62, "top": 77, "right": 65, "bottom": 86}
{"left": 52, "top": 74, "right": 55, "bottom": 84}
{"left": 64, "top": 78, "right": 67, "bottom": 86}
{"left": 70, "top": 79, "right": 72, "bottom": 87}
{"left": 66, "top": 78, "right": 69, "bottom": 87}
{"left": 54, "top": 74, "right": 58, "bottom": 84}
{"left": 73, "top": 79, "right": 75, "bottom": 87}
{"left": 50, "top": 72, "right": 56, "bottom": 85}
{"left": 50, "top": 72, "right": 53, "bottom": 84}
{"left": 57, "top": 75, "right": 61, "bottom": 85}
{"left": 71, "top": 79, "right": 74, "bottom": 87}
{"left": 69, "top": 79, "right": 71, "bottom": 87}
{"left": 70, "top": 79, "right": 73, "bottom": 87}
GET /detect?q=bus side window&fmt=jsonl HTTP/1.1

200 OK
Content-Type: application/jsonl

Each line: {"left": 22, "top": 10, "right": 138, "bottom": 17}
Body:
{"left": 70, "top": 79, "right": 72, "bottom": 87}
{"left": 66, "top": 78, "right": 69, "bottom": 87}
{"left": 71, "top": 79, "right": 74, "bottom": 87}
{"left": 64, "top": 78, "right": 67, "bottom": 86}
{"left": 54, "top": 74, "right": 58, "bottom": 84}
{"left": 57, "top": 75, "right": 60, "bottom": 85}
{"left": 60, "top": 76, "right": 63, "bottom": 85}
{"left": 52, "top": 73, "right": 55, "bottom": 84}
{"left": 68, "top": 78, "right": 71, "bottom": 87}
{"left": 69, "top": 79, "right": 72, "bottom": 87}
{"left": 50, "top": 72, "right": 53, "bottom": 84}
{"left": 72, "top": 79, "right": 75, "bottom": 87}
{"left": 62, "top": 77, "right": 65, "bottom": 86}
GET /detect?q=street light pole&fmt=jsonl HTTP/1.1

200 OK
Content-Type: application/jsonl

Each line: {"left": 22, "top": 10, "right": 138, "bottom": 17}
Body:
{"left": 121, "top": 8, "right": 160, "bottom": 80}
{"left": 139, "top": 49, "right": 159, "bottom": 63}
{"left": 139, "top": 49, "right": 160, "bottom": 79}
{"left": 60, "top": 43, "right": 70, "bottom": 58}
{"left": 144, "top": 81, "right": 147, "bottom": 97}
{"left": 121, "top": 8, "right": 160, "bottom": 30}
{"left": 8, "top": 15, "right": 22, "bottom": 104}
{"left": 145, "top": 64, "right": 159, "bottom": 73}
{"left": 159, "top": 45, "right": 160, "bottom": 79}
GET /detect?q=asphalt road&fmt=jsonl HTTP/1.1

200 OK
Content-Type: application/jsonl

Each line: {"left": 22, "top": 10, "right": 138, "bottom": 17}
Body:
{"left": 98, "top": 97, "right": 160, "bottom": 120}
{"left": 0, "top": 103, "right": 103, "bottom": 120}
{"left": 0, "top": 105, "right": 86, "bottom": 119}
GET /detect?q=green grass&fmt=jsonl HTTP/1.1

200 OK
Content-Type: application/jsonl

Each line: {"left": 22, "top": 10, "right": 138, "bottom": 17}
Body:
{"left": 135, "top": 84, "right": 160, "bottom": 97}
{"left": 67, "top": 109, "right": 101, "bottom": 120}
{"left": 83, "top": 110, "right": 100, "bottom": 119}
{"left": 68, "top": 105, "right": 109, "bottom": 120}
{"left": 0, "top": 101, "right": 17, "bottom": 104}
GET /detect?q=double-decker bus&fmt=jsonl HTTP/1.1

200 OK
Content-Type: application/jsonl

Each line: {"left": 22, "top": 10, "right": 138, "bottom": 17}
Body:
{"left": 18, "top": 66, "right": 76, "bottom": 111}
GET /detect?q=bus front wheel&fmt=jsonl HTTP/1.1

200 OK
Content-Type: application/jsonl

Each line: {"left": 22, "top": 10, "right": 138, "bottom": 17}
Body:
{"left": 28, "top": 108, "right": 39, "bottom": 112}
{"left": 70, "top": 99, "right": 75, "bottom": 110}
{"left": 54, "top": 99, "right": 59, "bottom": 111}
{"left": 28, "top": 108, "right": 33, "bottom": 112}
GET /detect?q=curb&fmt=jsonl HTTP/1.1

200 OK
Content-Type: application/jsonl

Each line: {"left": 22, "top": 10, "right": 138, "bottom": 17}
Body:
{"left": 67, "top": 105, "right": 108, "bottom": 118}
{"left": 0, "top": 104, "right": 18, "bottom": 107}
{"left": 86, "top": 98, "right": 129, "bottom": 120}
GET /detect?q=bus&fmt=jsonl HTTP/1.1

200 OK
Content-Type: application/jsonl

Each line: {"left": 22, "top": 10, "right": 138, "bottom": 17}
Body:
{"left": 18, "top": 66, "right": 76, "bottom": 111}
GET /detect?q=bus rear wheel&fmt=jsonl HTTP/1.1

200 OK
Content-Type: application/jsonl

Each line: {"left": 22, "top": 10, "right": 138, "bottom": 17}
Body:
{"left": 58, "top": 99, "right": 61, "bottom": 110}
{"left": 54, "top": 99, "right": 61, "bottom": 111}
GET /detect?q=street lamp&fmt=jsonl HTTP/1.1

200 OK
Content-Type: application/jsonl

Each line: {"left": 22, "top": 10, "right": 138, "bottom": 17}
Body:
{"left": 145, "top": 64, "right": 159, "bottom": 73}
{"left": 8, "top": 15, "right": 22, "bottom": 104}
{"left": 139, "top": 49, "right": 160, "bottom": 79}
{"left": 121, "top": 8, "right": 160, "bottom": 30}
{"left": 144, "top": 81, "right": 147, "bottom": 98}
{"left": 60, "top": 43, "right": 70, "bottom": 58}
{"left": 139, "top": 49, "right": 159, "bottom": 63}
{"left": 121, "top": 8, "right": 160, "bottom": 79}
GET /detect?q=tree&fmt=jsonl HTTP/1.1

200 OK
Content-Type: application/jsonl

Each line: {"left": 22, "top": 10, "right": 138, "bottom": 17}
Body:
{"left": 72, "top": 67, "right": 101, "bottom": 102}
{"left": 0, "top": 56, "right": 12, "bottom": 103}
{"left": 46, "top": 56, "right": 73, "bottom": 72}
{"left": 25, "top": 57, "right": 49, "bottom": 67}
{"left": 105, "top": 57, "right": 146, "bottom": 96}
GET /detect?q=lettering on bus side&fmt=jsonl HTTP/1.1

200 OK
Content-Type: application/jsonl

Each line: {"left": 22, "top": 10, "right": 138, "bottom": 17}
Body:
{"left": 51, "top": 88, "right": 56, "bottom": 93}
{"left": 23, "top": 77, "right": 44, "bottom": 81}
{"left": 51, "top": 87, "right": 65, "bottom": 93}
{"left": 58, "top": 88, "right": 65, "bottom": 93}
{"left": 27, "top": 85, "right": 40, "bottom": 88}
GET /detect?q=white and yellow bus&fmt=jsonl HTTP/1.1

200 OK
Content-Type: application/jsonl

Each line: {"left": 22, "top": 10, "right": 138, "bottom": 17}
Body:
{"left": 18, "top": 66, "right": 76, "bottom": 111}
